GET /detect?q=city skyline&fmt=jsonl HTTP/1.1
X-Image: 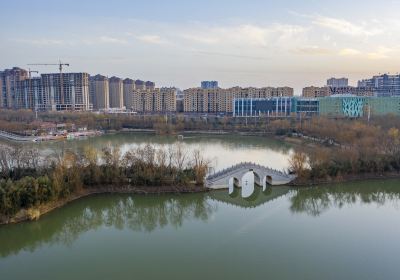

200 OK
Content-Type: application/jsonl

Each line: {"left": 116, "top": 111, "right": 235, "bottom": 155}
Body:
{"left": 2, "top": 0, "right": 400, "bottom": 93}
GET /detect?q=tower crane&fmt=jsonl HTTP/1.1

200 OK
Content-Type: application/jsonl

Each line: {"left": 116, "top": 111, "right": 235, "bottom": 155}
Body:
{"left": 28, "top": 61, "right": 70, "bottom": 106}
{"left": 28, "top": 68, "right": 39, "bottom": 79}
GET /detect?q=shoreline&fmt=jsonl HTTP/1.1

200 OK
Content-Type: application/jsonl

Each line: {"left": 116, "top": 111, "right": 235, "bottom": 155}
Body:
{"left": 288, "top": 172, "right": 400, "bottom": 187}
{"left": 0, "top": 128, "right": 276, "bottom": 143}
{"left": 0, "top": 185, "right": 210, "bottom": 226}
{"left": 3, "top": 173, "right": 400, "bottom": 226}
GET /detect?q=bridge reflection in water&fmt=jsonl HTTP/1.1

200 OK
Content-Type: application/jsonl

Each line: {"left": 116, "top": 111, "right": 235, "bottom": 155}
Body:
{"left": 209, "top": 186, "right": 290, "bottom": 209}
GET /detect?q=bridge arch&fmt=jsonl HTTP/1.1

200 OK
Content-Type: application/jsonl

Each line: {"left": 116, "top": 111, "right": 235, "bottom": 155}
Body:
{"left": 249, "top": 169, "right": 261, "bottom": 186}
{"left": 206, "top": 162, "right": 296, "bottom": 191}
{"left": 228, "top": 177, "right": 240, "bottom": 195}
{"left": 262, "top": 175, "right": 273, "bottom": 191}
{"left": 242, "top": 171, "right": 259, "bottom": 198}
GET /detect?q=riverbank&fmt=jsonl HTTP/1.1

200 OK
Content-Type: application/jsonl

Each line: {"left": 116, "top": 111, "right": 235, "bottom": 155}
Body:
{"left": 102, "top": 128, "right": 275, "bottom": 137}
{"left": 289, "top": 171, "right": 400, "bottom": 187}
{"left": 0, "top": 129, "right": 102, "bottom": 142}
{"left": 0, "top": 184, "right": 210, "bottom": 226}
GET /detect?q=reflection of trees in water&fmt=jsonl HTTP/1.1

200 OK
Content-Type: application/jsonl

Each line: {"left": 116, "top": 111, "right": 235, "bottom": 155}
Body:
{"left": 0, "top": 193, "right": 216, "bottom": 257}
{"left": 31, "top": 133, "right": 292, "bottom": 157}
{"left": 290, "top": 180, "right": 400, "bottom": 216}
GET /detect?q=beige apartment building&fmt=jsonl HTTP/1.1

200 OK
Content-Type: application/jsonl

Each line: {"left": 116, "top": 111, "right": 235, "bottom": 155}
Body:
{"left": 302, "top": 86, "right": 330, "bottom": 98}
{"left": 302, "top": 86, "right": 374, "bottom": 98}
{"left": 183, "top": 87, "right": 294, "bottom": 113}
{"left": 123, "top": 78, "right": 135, "bottom": 109}
{"left": 89, "top": 74, "right": 109, "bottom": 110}
{"left": 329, "top": 86, "right": 374, "bottom": 97}
{"left": 109, "top": 76, "right": 124, "bottom": 108}
{"left": 132, "top": 87, "right": 177, "bottom": 112}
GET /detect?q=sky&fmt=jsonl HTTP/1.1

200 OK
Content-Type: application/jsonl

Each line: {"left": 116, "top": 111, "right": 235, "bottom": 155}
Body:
{"left": 1, "top": 0, "right": 400, "bottom": 94}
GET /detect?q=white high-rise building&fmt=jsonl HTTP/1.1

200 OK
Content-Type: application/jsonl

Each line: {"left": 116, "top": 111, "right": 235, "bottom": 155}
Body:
{"left": 109, "top": 76, "right": 124, "bottom": 109}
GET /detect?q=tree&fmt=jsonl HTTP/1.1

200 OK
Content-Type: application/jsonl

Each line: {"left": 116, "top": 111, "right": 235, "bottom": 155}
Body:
{"left": 289, "top": 151, "right": 308, "bottom": 179}
{"left": 192, "top": 149, "right": 211, "bottom": 185}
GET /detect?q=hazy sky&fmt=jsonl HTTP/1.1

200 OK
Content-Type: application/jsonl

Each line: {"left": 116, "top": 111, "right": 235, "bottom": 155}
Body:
{"left": 1, "top": 0, "right": 400, "bottom": 94}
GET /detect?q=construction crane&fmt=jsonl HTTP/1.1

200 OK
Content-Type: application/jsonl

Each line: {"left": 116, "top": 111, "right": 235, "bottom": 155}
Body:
{"left": 28, "top": 68, "right": 39, "bottom": 79}
{"left": 28, "top": 61, "right": 70, "bottom": 106}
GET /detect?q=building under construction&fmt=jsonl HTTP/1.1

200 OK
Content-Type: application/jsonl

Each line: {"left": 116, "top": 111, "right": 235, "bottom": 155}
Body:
{"left": 41, "top": 73, "right": 90, "bottom": 111}
{"left": 0, "top": 67, "right": 29, "bottom": 109}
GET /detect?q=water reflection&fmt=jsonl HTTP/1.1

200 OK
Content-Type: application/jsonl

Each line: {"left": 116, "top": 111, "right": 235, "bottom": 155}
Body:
{"left": 3, "top": 179, "right": 399, "bottom": 259}
{"left": 209, "top": 186, "right": 290, "bottom": 208}
{"left": 0, "top": 193, "right": 215, "bottom": 258}
{"left": 290, "top": 179, "right": 400, "bottom": 216}
{"left": 1, "top": 133, "right": 293, "bottom": 171}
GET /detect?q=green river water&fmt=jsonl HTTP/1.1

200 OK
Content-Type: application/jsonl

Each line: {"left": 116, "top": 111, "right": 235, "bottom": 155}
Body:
{"left": 1, "top": 133, "right": 400, "bottom": 279}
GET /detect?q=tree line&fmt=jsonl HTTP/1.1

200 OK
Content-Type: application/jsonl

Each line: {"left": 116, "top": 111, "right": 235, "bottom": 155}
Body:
{"left": 0, "top": 143, "right": 209, "bottom": 219}
{"left": 0, "top": 109, "right": 302, "bottom": 135}
{"left": 289, "top": 116, "right": 400, "bottom": 182}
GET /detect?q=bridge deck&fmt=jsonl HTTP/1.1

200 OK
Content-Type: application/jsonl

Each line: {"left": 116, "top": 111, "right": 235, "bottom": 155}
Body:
{"left": 206, "top": 162, "right": 295, "bottom": 189}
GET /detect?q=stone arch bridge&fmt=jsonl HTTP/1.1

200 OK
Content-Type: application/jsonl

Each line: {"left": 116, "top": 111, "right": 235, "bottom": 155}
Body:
{"left": 206, "top": 162, "right": 296, "bottom": 192}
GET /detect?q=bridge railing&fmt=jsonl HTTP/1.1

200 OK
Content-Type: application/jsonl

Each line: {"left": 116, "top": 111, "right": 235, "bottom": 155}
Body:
{"left": 206, "top": 162, "right": 291, "bottom": 181}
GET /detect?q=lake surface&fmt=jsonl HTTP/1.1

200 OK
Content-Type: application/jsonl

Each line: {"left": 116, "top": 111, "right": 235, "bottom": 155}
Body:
{"left": 3, "top": 132, "right": 294, "bottom": 171}
{"left": 1, "top": 179, "right": 400, "bottom": 280}
{"left": 1, "top": 133, "right": 400, "bottom": 279}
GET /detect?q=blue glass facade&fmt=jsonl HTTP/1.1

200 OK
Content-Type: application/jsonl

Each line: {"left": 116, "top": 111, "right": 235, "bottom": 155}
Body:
{"left": 233, "top": 97, "right": 320, "bottom": 117}
{"left": 294, "top": 98, "right": 320, "bottom": 116}
{"left": 233, "top": 97, "right": 293, "bottom": 117}
{"left": 358, "top": 74, "right": 400, "bottom": 97}
{"left": 233, "top": 96, "right": 400, "bottom": 118}
{"left": 201, "top": 81, "right": 218, "bottom": 89}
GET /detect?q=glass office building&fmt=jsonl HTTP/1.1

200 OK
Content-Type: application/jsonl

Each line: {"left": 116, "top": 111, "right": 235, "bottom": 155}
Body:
{"left": 233, "top": 97, "right": 293, "bottom": 117}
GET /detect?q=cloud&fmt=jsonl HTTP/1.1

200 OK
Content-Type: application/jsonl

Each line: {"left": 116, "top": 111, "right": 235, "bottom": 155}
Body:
{"left": 339, "top": 48, "right": 361, "bottom": 56}
{"left": 99, "top": 36, "right": 127, "bottom": 44}
{"left": 182, "top": 23, "right": 307, "bottom": 49}
{"left": 11, "top": 36, "right": 130, "bottom": 46}
{"left": 182, "top": 34, "right": 219, "bottom": 44}
{"left": 193, "top": 50, "right": 267, "bottom": 60}
{"left": 136, "top": 35, "right": 169, "bottom": 45}
{"left": 367, "top": 47, "right": 393, "bottom": 60}
{"left": 10, "top": 38, "right": 65, "bottom": 46}
{"left": 293, "top": 46, "right": 334, "bottom": 55}
{"left": 312, "top": 16, "right": 382, "bottom": 36}
{"left": 338, "top": 46, "right": 393, "bottom": 59}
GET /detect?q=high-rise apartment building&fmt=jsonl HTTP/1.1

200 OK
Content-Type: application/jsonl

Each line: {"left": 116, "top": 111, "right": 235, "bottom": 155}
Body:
{"left": 14, "top": 77, "right": 44, "bottom": 110}
{"left": 183, "top": 87, "right": 294, "bottom": 113}
{"left": 41, "top": 72, "right": 90, "bottom": 111}
{"left": 358, "top": 74, "right": 400, "bottom": 97}
{"left": 302, "top": 86, "right": 373, "bottom": 98}
{"left": 302, "top": 86, "right": 330, "bottom": 98}
{"left": 201, "top": 81, "right": 219, "bottom": 89}
{"left": 329, "top": 86, "right": 374, "bottom": 97}
{"left": 327, "top": 77, "right": 348, "bottom": 88}
{"left": 109, "top": 76, "right": 124, "bottom": 108}
{"left": 132, "top": 87, "right": 177, "bottom": 113}
{"left": 145, "top": 81, "right": 155, "bottom": 91}
{"left": 135, "top": 80, "right": 145, "bottom": 90}
{"left": 89, "top": 75, "right": 109, "bottom": 110}
{"left": 0, "top": 67, "right": 29, "bottom": 109}
{"left": 123, "top": 78, "right": 135, "bottom": 109}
